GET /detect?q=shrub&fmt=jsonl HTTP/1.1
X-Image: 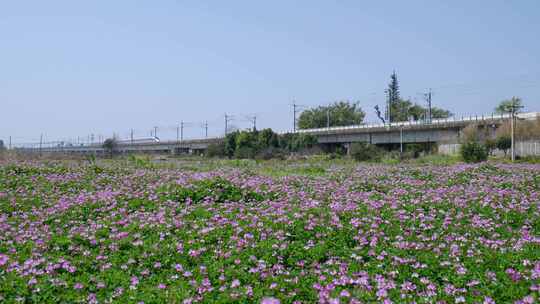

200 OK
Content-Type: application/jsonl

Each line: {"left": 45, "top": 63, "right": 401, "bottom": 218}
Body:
{"left": 496, "top": 135, "right": 511, "bottom": 156}
{"left": 255, "top": 147, "right": 286, "bottom": 160}
{"left": 234, "top": 146, "right": 257, "bottom": 159}
{"left": 460, "top": 141, "right": 488, "bottom": 163}
{"left": 206, "top": 142, "right": 226, "bottom": 158}
{"left": 485, "top": 138, "right": 496, "bottom": 156}
{"left": 350, "top": 143, "right": 384, "bottom": 162}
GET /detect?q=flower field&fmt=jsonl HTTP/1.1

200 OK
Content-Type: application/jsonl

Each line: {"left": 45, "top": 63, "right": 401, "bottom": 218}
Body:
{"left": 1, "top": 161, "right": 539, "bottom": 303}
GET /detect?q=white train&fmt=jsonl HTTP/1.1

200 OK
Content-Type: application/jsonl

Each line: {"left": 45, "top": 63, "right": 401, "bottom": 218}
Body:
{"left": 116, "top": 137, "right": 160, "bottom": 145}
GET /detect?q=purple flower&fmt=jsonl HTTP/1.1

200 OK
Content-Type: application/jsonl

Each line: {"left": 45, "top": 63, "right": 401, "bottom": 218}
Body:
{"left": 261, "top": 297, "right": 280, "bottom": 304}
{"left": 0, "top": 254, "right": 8, "bottom": 266}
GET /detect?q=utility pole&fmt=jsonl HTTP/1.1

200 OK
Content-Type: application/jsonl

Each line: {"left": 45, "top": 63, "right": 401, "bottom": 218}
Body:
{"left": 247, "top": 115, "right": 257, "bottom": 131}
{"left": 153, "top": 126, "right": 158, "bottom": 139}
{"left": 130, "top": 129, "right": 134, "bottom": 144}
{"left": 326, "top": 107, "right": 330, "bottom": 129}
{"left": 176, "top": 124, "right": 180, "bottom": 142}
{"left": 293, "top": 101, "right": 298, "bottom": 132}
{"left": 425, "top": 89, "right": 432, "bottom": 123}
{"left": 39, "top": 134, "right": 43, "bottom": 156}
{"left": 508, "top": 99, "right": 524, "bottom": 162}
{"left": 181, "top": 121, "right": 184, "bottom": 141}
{"left": 224, "top": 114, "right": 233, "bottom": 135}
{"left": 400, "top": 127, "right": 403, "bottom": 154}
{"left": 9, "top": 136, "right": 11, "bottom": 150}
{"left": 204, "top": 121, "right": 208, "bottom": 138}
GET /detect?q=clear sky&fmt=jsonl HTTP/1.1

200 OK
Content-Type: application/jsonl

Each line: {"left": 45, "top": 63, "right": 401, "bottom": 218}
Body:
{"left": 1, "top": 1, "right": 539, "bottom": 145}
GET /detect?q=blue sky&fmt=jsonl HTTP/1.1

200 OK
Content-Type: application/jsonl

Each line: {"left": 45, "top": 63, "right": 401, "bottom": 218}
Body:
{"left": 1, "top": 1, "right": 539, "bottom": 145}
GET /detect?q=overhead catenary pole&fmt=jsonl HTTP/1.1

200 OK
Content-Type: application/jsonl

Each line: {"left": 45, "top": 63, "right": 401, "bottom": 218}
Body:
{"left": 509, "top": 100, "right": 523, "bottom": 162}
{"left": 154, "top": 126, "right": 158, "bottom": 139}
{"left": 181, "top": 121, "right": 184, "bottom": 141}
{"left": 130, "top": 129, "right": 134, "bottom": 144}
{"left": 9, "top": 136, "right": 11, "bottom": 150}
{"left": 400, "top": 126, "right": 403, "bottom": 154}
{"left": 39, "top": 134, "right": 43, "bottom": 156}
{"left": 326, "top": 107, "right": 330, "bottom": 129}
{"left": 204, "top": 121, "right": 208, "bottom": 138}
{"left": 224, "top": 114, "right": 233, "bottom": 135}
{"left": 511, "top": 108, "right": 516, "bottom": 162}
{"left": 426, "top": 88, "right": 432, "bottom": 123}
{"left": 293, "top": 101, "right": 297, "bottom": 132}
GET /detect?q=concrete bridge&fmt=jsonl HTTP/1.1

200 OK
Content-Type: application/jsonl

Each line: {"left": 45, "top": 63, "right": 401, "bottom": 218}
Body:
{"left": 18, "top": 112, "right": 539, "bottom": 155}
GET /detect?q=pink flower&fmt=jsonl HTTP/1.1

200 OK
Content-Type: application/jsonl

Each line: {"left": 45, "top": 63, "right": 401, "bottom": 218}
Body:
{"left": 261, "top": 297, "right": 280, "bottom": 304}
{"left": 74, "top": 283, "right": 84, "bottom": 290}
{"left": 231, "top": 279, "right": 241, "bottom": 288}
{"left": 158, "top": 283, "right": 167, "bottom": 289}
{"left": 0, "top": 254, "right": 8, "bottom": 266}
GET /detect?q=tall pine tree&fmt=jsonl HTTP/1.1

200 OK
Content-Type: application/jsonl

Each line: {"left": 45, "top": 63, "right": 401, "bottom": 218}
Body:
{"left": 386, "top": 71, "right": 400, "bottom": 122}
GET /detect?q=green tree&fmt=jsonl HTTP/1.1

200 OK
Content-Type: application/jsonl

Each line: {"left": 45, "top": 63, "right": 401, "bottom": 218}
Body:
{"left": 385, "top": 72, "right": 451, "bottom": 122}
{"left": 496, "top": 135, "right": 511, "bottom": 156}
{"left": 387, "top": 71, "right": 400, "bottom": 106}
{"left": 102, "top": 138, "right": 118, "bottom": 157}
{"left": 495, "top": 97, "right": 523, "bottom": 114}
{"left": 224, "top": 131, "right": 238, "bottom": 158}
{"left": 298, "top": 101, "right": 365, "bottom": 129}
{"left": 258, "top": 128, "right": 279, "bottom": 148}
{"left": 431, "top": 107, "right": 452, "bottom": 119}
{"left": 390, "top": 100, "right": 452, "bottom": 122}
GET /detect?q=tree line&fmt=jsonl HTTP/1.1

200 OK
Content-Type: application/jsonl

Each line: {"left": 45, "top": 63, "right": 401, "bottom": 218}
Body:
{"left": 297, "top": 71, "right": 452, "bottom": 129}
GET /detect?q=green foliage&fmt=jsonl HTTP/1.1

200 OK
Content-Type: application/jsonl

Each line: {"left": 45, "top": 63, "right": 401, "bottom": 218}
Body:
{"left": 298, "top": 101, "right": 365, "bottom": 129}
{"left": 390, "top": 99, "right": 452, "bottom": 122}
{"left": 102, "top": 138, "right": 118, "bottom": 157}
{"left": 460, "top": 141, "right": 488, "bottom": 163}
{"left": 496, "top": 135, "right": 512, "bottom": 156}
{"left": 127, "top": 155, "right": 154, "bottom": 169}
{"left": 387, "top": 71, "right": 400, "bottom": 106}
{"left": 495, "top": 96, "right": 523, "bottom": 114}
{"left": 258, "top": 128, "right": 279, "bottom": 148}
{"left": 224, "top": 131, "right": 238, "bottom": 158}
{"left": 485, "top": 138, "right": 496, "bottom": 154}
{"left": 206, "top": 142, "right": 226, "bottom": 158}
{"left": 350, "top": 142, "right": 384, "bottom": 162}
{"left": 216, "top": 129, "right": 317, "bottom": 159}
{"left": 287, "top": 134, "right": 317, "bottom": 152}
{"left": 386, "top": 72, "right": 451, "bottom": 122}
{"left": 159, "top": 177, "right": 273, "bottom": 204}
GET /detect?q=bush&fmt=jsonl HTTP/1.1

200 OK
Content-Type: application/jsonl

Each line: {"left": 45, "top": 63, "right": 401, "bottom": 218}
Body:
{"left": 206, "top": 142, "right": 226, "bottom": 158}
{"left": 460, "top": 141, "right": 488, "bottom": 163}
{"left": 234, "top": 146, "right": 257, "bottom": 159}
{"left": 255, "top": 147, "right": 286, "bottom": 160}
{"left": 350, "top": 143, "right": 384, "bottom": 162}
{"left": 485, "top": 138, "right": 496, "bottom": 156}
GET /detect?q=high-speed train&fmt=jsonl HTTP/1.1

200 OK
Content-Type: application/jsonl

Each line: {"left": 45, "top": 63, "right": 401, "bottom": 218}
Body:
{"left": 116, "top": 137, "right": 160, "bottom": 145}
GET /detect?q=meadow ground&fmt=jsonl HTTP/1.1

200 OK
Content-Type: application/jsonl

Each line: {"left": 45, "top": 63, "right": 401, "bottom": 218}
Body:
{"left": 0, "top": 157, "right": 539, "bottom": 303}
